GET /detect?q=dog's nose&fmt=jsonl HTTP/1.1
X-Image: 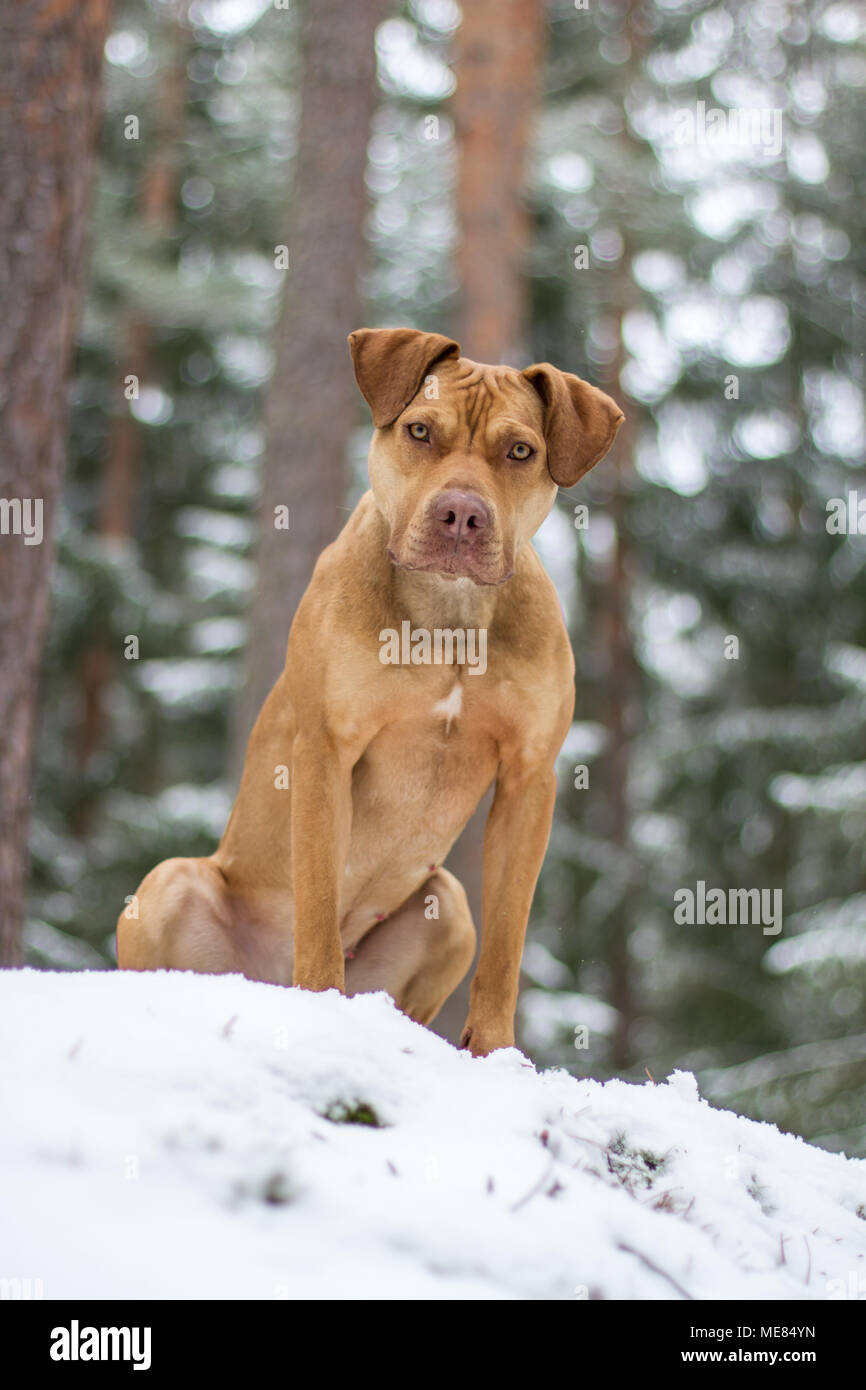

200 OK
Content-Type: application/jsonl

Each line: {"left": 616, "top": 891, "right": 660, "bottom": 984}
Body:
{"left": 432, "top": 490, "right": 491, "bottom": 541}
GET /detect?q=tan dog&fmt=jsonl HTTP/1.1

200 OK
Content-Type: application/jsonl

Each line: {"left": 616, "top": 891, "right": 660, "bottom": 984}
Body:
{"left": 117, "top": 329, "right": 623, "bottom": 1056}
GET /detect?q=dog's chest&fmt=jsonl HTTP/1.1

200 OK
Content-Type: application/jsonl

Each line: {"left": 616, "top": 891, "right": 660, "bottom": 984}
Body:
{"left": 352, "top": 677, "right": 497, "bottom": 822}
{"left": 422, "top": 674, "right": 494, "bottom": 755}
{"left": 431, "top": 680, "right": 463, "bottom": 734}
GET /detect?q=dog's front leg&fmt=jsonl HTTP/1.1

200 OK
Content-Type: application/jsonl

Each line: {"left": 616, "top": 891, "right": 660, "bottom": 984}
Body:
{"left": 290, "top": 731, "right": 354, "bottom": 993}
{"left": 461, "top": 761, "right": 558, "bottom": 1058}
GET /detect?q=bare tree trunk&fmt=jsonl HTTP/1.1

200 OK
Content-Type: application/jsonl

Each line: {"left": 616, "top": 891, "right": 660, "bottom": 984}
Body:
{"left": 596, "top": 0, "right": 646, "bottom": 1071}
{"left": 76, "top": 8, "right": 188, "bottom": 782}
{"left": 600, "top": 355, "right": 637, "bottom": 1069}
{"left": 434, "top": 0, "right": 546, "bottom": 1044}
{"left": 231, "top": 0, "right": 387, "bottom": 771}
{"left": 0, "top": 0, "right": 111, "bottom": 965}
{"left": 452, "top": 0, "right": 545, "bottom": 365}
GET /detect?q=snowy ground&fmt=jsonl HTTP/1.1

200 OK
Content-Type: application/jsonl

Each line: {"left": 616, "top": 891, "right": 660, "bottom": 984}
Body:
{"left": 1, "top": 969, "right": 865, "bottom": 1301}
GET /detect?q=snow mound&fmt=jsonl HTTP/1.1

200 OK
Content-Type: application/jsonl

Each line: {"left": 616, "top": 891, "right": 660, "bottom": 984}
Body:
{"left": 1, "top": 969, "right": 864, "bottom": 1301}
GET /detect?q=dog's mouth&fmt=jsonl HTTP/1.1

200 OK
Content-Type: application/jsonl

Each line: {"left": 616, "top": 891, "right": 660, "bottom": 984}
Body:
{"left": 387, "top": 544, "right": 513, "bottom": 587}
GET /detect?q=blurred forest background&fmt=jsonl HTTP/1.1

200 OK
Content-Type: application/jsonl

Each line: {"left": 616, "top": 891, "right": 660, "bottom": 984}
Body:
{"left": 3, "top": 0, "right": 865, "bottom": 1155}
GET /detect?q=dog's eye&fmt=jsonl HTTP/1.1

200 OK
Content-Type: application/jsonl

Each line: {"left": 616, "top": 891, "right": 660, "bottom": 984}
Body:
{"left": 507, "top": 441, "right": 533, "bottom": 461}
{"left": 407, "top": 422, "right": 430, "bottom": 442}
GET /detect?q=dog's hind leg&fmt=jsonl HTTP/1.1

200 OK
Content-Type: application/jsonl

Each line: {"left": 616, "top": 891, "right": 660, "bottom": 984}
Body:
{"left": 117, "top": 856, "right": 238, "bottom": 975}
{"left": 344, "top": 868, "right": 476, "bottom": 1025}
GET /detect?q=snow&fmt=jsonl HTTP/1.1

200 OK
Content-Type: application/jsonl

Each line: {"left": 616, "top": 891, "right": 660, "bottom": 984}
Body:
{"left": 136, "top": 658, "right": 238, "bottom": 711}
{"left": 772, "top": 763, "right": 866, "bottom": 813}
{"left": 826, "top": 643, "right": 866, "bottom": 691}
{"left": 1, "top": 969, "right": 865, "bottom": 1301}
{"left": 765, "top": 921, "right": 866, "bottom": 973}
{"left": 520, "top": 985, "right": 618, "bottom": 1049}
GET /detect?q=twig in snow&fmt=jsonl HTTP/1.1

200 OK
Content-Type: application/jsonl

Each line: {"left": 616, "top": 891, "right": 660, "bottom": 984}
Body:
{"left": 509, "top": 1158, "right": 555, "bottom": 1213}
{"left": 563, "top": 1130, "right": 606, "bottom": 1150}
{"left": 617, "top": 1242, "right": 694, "bottom": 1300}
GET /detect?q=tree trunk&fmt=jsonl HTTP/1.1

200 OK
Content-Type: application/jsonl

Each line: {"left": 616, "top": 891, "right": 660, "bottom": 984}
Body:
{"left": 434, "top": 0, "right": 546, "bottom": 1044}
{"left": 0, "top": 0, "right": 111, "bottom": 965}
{"left": 452, "top": 0, "right": 545, "bottom": 365}
{"left": 600, "top": 350, "right": 637, "bottom": 1070}
{"left": 231, "top": 0, "right": 387, "bottom": 771}
{"left": 597, "top": 0, "right": 648, "bottom": 1071}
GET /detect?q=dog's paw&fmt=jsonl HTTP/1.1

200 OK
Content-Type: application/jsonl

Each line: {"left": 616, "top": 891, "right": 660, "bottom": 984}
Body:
{"left": 292, "top": 968, "right": 345, "bottom": 994}
{"left": 459, "top": 1021, "right": 514, "bottom": 1058}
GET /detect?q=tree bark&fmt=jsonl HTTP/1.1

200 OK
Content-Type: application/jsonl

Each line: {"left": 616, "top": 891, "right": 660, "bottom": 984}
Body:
{"left": 0, "top": 0, "right": 112, "bottom": 964}
{"left": 594, "top": 0, "right": 646, "bottom": 1070}
{"left": 600, "top": 341, "right": 637, "bottom": 1069}
{"left": 451, "top": 0, "right": 545, "bottom": 364}
{"left": 434, "top": 0, "right": 546, "bottom": 1044}
{"left": 231, "top": 0, "right": 388, "bottom": 771}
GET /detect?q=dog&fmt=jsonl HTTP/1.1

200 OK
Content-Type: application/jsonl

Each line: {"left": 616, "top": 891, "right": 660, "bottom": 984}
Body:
{"left": 117, "top": 328, "right": 624, "bottom": 1056}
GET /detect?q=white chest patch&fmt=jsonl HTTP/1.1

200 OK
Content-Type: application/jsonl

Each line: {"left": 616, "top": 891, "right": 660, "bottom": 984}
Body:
{"left": 433, "top": 682, "right": 463, "bottom": 733}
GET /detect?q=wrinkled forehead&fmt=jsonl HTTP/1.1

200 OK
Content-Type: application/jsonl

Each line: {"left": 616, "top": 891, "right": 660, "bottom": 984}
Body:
{"left": 418, "top": 355, "right": 545, "bottom": 435}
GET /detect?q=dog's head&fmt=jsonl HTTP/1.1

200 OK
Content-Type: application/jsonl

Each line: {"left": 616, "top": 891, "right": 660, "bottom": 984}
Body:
{"left": 349, "top": 327, "right": 624, "bottom": 586}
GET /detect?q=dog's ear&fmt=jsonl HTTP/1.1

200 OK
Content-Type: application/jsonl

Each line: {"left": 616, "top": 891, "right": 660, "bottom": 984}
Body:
{"left": 348, "top": 327, "right": 461, "bottom": 428}
{"left": 523, "top": 363, "right": 625, "bottom": 487}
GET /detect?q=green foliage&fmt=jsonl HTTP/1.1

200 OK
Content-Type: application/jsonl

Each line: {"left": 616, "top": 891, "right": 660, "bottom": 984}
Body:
{"left": 321, "top": 1100, "right": 384, "bottom": 1128}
